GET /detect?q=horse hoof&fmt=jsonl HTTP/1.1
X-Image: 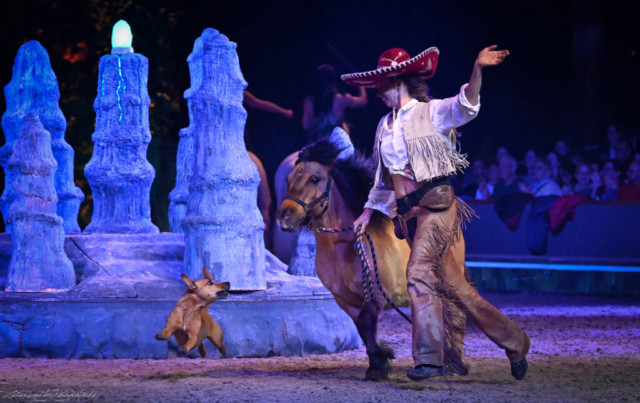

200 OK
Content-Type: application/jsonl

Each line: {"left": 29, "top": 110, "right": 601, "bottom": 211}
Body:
{"left": 365, "top": 360, "right": 391, "bottom": 381}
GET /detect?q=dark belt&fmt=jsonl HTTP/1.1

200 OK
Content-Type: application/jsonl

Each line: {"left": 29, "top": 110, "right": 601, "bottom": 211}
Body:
{"left": 396, "top": 177, "right": 451, "bottom": 216}
{"left": 394, "top": 177, "right": 451, "bottom": 247}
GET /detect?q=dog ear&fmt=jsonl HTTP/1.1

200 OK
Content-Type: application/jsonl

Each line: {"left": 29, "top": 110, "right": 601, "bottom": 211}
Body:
{"left": 202, "top": 266, "right": 213, "bottom": 281}
{"left": 181, "top": 274, "right": 198, "bottom": 291}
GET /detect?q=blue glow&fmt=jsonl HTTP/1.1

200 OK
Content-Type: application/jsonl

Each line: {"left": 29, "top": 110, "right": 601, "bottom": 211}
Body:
{"left": 116, "top": 55, "right": 125, "bottom": 122}
{"left": 100, "top": 68, "right": 105, "bottom": 102}
{"left": 466, "top": 261, "right": 640, "bottom": 273}
{"left": 112, "top": 20, "right": 133, "bottom": 49}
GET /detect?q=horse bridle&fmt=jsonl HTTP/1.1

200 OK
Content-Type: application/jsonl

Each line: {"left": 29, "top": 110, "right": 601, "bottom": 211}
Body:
{"left": 284, "top": 175, "right": 333, "bottom": 231}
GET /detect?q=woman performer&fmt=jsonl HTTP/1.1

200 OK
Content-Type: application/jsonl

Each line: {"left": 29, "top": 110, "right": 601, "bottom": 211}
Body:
{"left": 343, "top": 45, "right": 530, "bottom": 381}
{"left": 303, "top": 64, "right": 367, "bottom": 142}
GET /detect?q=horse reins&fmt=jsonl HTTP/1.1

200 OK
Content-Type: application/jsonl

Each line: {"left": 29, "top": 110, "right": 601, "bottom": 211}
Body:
{"left": 285, "top": 175, "right": 411, "bottom": 324}
{"left": 317, "top": 225, "right": 413, "bottom": 325}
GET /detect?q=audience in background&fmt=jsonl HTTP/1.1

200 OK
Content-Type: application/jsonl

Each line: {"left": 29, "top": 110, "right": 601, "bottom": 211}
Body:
{"left": 558, "top": 165, "right": 574, "bottom": 195}
{"left": 462, "top": 125, "right": 639, "bottom": 203}
{"left": 555, "top": 139, "right": 570, "bottom": 160}
{"left": 603, "top": 125, "right": 623, "bottom": 161}
{"left": 492, "top": 155, "right": 525, "bottom": 199}
{"left": 547, "top": 151, "right": 561, "bottom": 179}
{"left": 613, "top": 139, "right": 633, "bottom": 170}
{"left": 618, "top": 161, "right": 640, "bottom": 201}
{"left": 487, "top": 164, "right": 500, "bottom": 186}
{"left": 496, "top": 147, "right": 509, "bottom": 163}
{"left": 593, "top": 161, "right": 621, "bottom": 201}
{"left": 518, "top": 158, "right": 562, "bottom": 197}
{"left": 522, "top": 150, "right": 537, "bottom": 185}
{"left": 463, "top": 160, "right": 493, "bottom": 200}
{"left": 570, "top": 163, "right": 597, "bottom": 198}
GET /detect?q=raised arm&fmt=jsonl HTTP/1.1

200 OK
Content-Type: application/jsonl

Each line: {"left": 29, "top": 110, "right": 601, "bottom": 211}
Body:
{"left": 428, "top": 45, "right": 509, "bottom": 133}
{"left": 243, "top": 90, "right": 294, "bottom": 118}
{"left": 343, "top": 86, "right": 368, "bottom": 108}
{"left": 465, "top": 45, "right": 510, "bottom": 106}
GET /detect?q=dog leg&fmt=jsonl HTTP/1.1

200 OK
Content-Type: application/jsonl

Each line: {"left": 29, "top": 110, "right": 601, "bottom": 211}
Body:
{"left": 178, "top": 332, "right": 199, "bottom": 355}
{"left": 155, "top": 327, "right": 177, "bottom": 341}
{"left": 207, "top": 320, "right": 226, "bottom": 356}
{"left": 198, "top": 344, "right": 206, "bottom": 358}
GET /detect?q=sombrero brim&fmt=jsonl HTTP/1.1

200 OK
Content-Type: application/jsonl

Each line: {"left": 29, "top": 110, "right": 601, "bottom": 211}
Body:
{"left": 341, "top": 47, "right": 440, "bottom": 87}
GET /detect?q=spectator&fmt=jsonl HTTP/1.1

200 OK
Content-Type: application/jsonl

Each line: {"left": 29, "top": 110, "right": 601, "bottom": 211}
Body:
{"left": 634, "top": 151, "right": 640, "bottom": 163}
{"left": 571, "top": 163, "right": 597, "bottom": 198}
{"left": 618, "top": 161, "right": 640, "bottom": 201}
{"left": 547, "top": 151, "right": 561, "bottom": 179}
{"left": 522, "top": 150, "right": 537, "bottom": 185}
{"left": 492, "top": 155, "right": 525, "bottom": 199}
{"left": 604, "top": 125, "right": 623, "bottom": 161}
{"left": 487, "top": 164, "right": 500, "bottom": 186}
{"left": 614, "top": 139, "right": 632, "bottom": 166}
{"left": 463, "top": 160, "right": 493, "bottom": 200}
{"left": 558, "top": 165, "right": 574, "bottom": 195}
{"left": 518, "top": 158, "right": 562, "bottom": 197}
{"left": 555, "top": 139, "right": 570, "bottom": 159}
{"left": 594, "top": 160, "right": 621, "bottom": 201}
{"left": 496, "top": 147, "right": 509, "bottom": 163}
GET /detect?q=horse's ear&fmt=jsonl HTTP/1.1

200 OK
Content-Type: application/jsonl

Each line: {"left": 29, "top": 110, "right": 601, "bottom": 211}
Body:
{"left": 329, "top": 127, "right": 354, "bottom": 161}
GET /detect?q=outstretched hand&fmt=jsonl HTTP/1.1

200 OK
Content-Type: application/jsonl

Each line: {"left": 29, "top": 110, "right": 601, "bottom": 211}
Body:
{"left": 476, "top": 45, "right": 510, "bottom": 68}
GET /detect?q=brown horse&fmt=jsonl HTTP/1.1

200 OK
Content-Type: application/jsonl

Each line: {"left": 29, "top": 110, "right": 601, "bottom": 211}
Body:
{"left": 276, "top": 139, "right": 412, "bottom": 380}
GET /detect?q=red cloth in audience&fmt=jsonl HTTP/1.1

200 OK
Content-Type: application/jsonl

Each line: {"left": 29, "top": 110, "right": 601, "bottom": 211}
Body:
{"left": 548, "top": 195, "right": 589, "bottom": 232}
{"left": 617, "top": 184, "right": 640, "bottom": 201}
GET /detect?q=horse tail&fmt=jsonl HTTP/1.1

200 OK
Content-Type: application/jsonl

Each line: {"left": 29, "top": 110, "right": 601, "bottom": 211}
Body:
{"left": 376, "top": 340, "right": 396, "bottom": 361}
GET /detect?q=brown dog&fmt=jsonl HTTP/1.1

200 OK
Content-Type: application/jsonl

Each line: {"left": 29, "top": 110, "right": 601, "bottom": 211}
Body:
{"left": 155, "top": 267, "right": 230, "bottom": 357}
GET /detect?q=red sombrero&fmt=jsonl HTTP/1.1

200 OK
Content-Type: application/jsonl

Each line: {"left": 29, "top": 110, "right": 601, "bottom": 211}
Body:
{"left": 341, "top": 47, "right": 439, "bottom": 87}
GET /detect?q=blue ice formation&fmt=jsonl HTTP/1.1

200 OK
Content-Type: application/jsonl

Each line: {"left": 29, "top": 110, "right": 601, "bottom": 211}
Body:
{"left": 4, "top": 112, "right": 76, "bottom": 292}
{"left": 168, "top": 28, "right": 218, "bottom": 233}
{"left": 83, "top": 43, "right": 158, "bottom": 234}
{"left": 182, "top": 29, "right": 266, "bottom": 290}
{"left": 0, "top": 40, "right": 84, "bottom": 234}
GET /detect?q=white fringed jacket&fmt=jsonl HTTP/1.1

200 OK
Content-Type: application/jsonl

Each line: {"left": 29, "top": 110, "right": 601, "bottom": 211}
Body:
{"left": 365, "top": 84, "right": 480, "bottom": 217}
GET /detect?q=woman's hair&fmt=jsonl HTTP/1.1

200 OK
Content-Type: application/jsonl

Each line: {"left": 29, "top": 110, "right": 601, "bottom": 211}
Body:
{"left": 396, "top": 74, "right": 462, "bottom": 140}
{"left": 311, "top": 64, "right": 338, "bottom": 116}
{"left": 397, "top": 74, "right": 430, "bottom": 103}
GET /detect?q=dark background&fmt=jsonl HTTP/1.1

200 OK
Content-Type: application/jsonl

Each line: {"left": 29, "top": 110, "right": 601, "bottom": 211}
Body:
{"left": 0, "top": 0, "right": 638, "bottom": 231}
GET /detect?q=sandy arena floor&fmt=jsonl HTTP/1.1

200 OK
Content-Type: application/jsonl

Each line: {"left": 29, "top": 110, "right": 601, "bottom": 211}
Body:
{"left": 0, "top": 292, "right": 638, "bottom": 403}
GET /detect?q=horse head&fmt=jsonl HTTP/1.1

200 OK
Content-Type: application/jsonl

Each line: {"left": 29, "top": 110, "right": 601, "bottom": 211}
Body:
{"left": 276, "top": 128, "right": 354, "bottom": 232}
{"left": 276, "top": 149, "right": 335, "bottom": 232}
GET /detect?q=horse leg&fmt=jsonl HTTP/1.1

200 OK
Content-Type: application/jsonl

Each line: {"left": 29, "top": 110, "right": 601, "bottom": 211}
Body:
{"left": 332, "top": 294, "right": 392, "bottom": 381}
{"left": 356, "top": 302, "right": 394, "bottom": 381}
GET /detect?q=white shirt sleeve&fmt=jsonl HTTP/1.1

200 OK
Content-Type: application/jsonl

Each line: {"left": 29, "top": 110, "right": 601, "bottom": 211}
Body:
{"left": 364, "top": 189, "right": 396, "bottom": 217}
{"left": 428, "top": 83, "right": 481, "bottom": 134}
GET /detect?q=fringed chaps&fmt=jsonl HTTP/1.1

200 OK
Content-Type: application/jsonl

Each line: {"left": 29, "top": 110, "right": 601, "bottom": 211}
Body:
{"left": 404, "top": 196, "right": 475, "bottom": 374}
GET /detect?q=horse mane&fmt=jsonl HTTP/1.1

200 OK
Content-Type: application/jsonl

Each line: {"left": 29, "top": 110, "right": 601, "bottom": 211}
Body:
{"left": 296, "top": 139, "right": 390, "bottom": 228}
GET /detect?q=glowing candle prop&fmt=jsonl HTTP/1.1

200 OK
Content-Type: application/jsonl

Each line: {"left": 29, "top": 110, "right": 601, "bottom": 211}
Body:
{"left": 111, "top": 20, "right": 133, "bottom": 54}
